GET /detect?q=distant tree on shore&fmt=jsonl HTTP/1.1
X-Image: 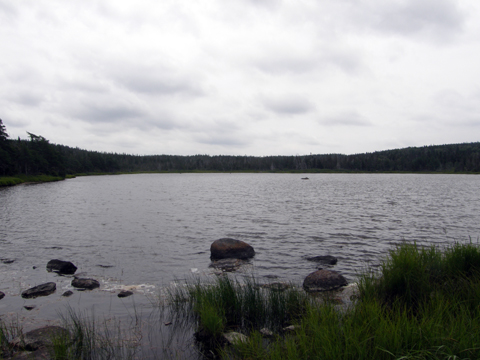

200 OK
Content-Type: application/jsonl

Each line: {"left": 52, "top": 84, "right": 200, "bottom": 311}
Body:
{"left": 0, "top": 119, "right": 8, "bottom": 141}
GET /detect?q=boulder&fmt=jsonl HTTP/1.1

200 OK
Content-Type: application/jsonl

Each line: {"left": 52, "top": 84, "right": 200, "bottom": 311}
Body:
{"left": 118, "top": 290, "right": 133, "bottom": 298}
{"left": 303, "top": 270, "right": 347, "bottom": 292}
{"left": 71, "top": 278, "right": 100, "bottom": 290}
{"left": 305, "top": 255, "right": 338, "bottom": 265}
{"left": 210, "top": 238, "right": 255, "bottom": 260}
{"left": 21, "top": 282, "right": 56, "bottom": 299}
{"left": 46, "top": 259, "right": 77, "bottom": 275}
{"left": 62, "top": 290, "right": 73, "bottom": 297}
{"left": 0, "top": 291, "right": 5, "bottom": 300}
{"left": 12, "top": 326, "right": 70, "bottom": 351}
{"left": 223, "top": 331, "right": 248, "bottom": 345}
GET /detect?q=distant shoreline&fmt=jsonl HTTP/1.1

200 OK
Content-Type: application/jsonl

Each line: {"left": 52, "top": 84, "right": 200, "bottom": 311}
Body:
{"left": 1, "top": 170, "right": 479, "bottom": 187}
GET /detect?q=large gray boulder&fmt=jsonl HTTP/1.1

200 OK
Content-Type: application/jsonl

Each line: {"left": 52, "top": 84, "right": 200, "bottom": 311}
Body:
{"left": 46, "top": 259, "right": 77, "bottom": 275}
{"left": 72, "top": 278, "right": 100, "bottom": 290}
{"left": 21, "top": 282, "right": 56, "bottom": 299}
{"left": 303, "top": 270, "right": 347, "bottom": 292}
{"left": 210, "top": 238, "right": 255, "bottom": 260}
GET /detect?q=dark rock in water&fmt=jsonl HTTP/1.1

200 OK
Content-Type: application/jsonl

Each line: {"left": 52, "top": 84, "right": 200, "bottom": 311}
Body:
{"left": 1, "top": 258, "right": 15, "bottom": 264}
{"left": 21, "top": 282, "right": 56, "bottom": 299}
{"left": 0, "top": 291, "right": 5, "bottom": 300}
{"left": 209, "top": 258, "right": 245, "bottom": 272}
{"left": 12, "top": 326, "right": 70, "bottom": 351}
{"left": 301, "top": 177, "right": 309, "bottom": 180}
{"left": 118, "top": 290, "right": 133, "bottom": 298}
{"left": 24, "top": 305, "right": 36, "bottom": 311}
{"left": 96, "top": 264, "right": 114, "bottom": 268}
{"left": 46, "top": 259, "right": 77, "bottom": 275}
{"left": 305, "top": 255, "right": 338, "bottom": 265}
{"left": 303, "top": 269, "right": 347, "bottom": 292}
{"left": 210, "top": 238, "right": 255, "bottom": 260}
{"left": 62, "top": 290, "right": 73, "bottom": 297}
{"left": 71, "top": 278, "right": 100, "bottom": 290}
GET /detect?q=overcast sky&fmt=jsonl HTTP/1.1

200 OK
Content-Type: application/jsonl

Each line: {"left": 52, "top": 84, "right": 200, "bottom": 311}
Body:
{"left": 1, "top": 0, "right": 479, "bottom": 156}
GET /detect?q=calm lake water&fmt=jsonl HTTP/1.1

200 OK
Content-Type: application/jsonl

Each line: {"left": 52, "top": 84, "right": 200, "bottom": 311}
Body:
{"left": 1, "top": 173, "right": 479, "bottom": 355}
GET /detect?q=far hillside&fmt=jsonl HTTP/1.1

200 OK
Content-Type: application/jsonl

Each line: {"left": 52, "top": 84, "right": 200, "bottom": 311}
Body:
{"left": 1, "top": 119, "right": 479, "bottom": 177}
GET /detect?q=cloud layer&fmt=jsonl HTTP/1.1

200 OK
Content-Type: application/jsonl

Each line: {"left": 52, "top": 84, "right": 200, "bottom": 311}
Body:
{"left": 1, "top": 0, "right": 479, "bottom": 155}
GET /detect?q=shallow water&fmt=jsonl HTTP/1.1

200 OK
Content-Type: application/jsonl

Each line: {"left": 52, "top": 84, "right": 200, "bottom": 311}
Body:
{"left": 1, "top": 173, "right": 479, "bottom": 356}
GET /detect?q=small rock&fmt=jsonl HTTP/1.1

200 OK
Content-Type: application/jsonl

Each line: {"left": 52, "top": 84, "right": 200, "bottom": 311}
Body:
{"left": 21, "top": 282, "right": 56, "bottom": 299}
{"left": 260, "top": 328, "right": 274, "bottom": 337}
{"left": 0, "top": 291, "right": 5, "bottom": 300}
{"left": 24, "top": 305, "right": 36, "bottom": 311}
{"left": 12, "top": 326, "right": 70, "bottom": 351}
{"left": 1, "top": 258, "right": 15, "bottom": 264}
{"left": 46, "top": 259, "right": 77, "bottom": 275}
{"left": 282, "top": 325, "right": 298, "bottom": 332}
{"left": 223, "top": 331, "right": 248, "bottom": 345}
{"left": 118, "top": 290, "right": 133, "bottom": 298}
{"left": 62, "top": 290, "right": 73, "bottom": 297}
{"left": 303, "top": 269, "right": 347, "bottom": 292}
{"left": 71, "top": 278, "right": 100, "bottom": 290}
{"left": 210, "top": 238, "right": 255, "bottom": 260}
{"left": 261, "top": 282, "right": 290, "bottom": 291}
{"left": 305, "top": 255, "right": 338, "bottom": 265}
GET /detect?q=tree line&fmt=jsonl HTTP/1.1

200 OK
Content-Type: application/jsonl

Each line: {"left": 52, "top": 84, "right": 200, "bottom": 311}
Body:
{"left": 1, "top": 119, "right": 479, "bottom": 177}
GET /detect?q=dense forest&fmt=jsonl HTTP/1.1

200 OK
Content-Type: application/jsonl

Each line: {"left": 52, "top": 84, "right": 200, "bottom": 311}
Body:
{"left": 1, "top": 119, "right": 479, "bottom": 177}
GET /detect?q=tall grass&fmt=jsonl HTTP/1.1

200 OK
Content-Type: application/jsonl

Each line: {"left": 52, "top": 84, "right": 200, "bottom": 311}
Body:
{"left": 230, "top": 241, "right": 480, "bottom": 360}
{"left": 0, "top": 174, "right": 65, "bottom": 186}
{"left": 167, "top": 275, "right": 310, "bottom": 335}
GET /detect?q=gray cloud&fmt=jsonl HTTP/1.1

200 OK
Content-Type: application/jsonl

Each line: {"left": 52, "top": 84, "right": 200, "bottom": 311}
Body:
{"left": 72, "top": 102, "right": 146, "bottom": 124}
{"left": 262, "top": 95, "right": 314, "bottom": 115}
{"left": 320, "top": 111, "right": 372, "bottom": 127}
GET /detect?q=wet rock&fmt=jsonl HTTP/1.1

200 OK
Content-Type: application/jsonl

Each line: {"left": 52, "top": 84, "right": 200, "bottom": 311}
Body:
{"left": 21, "top": 282, "right": 56, "bottom": 299}
{"left": 305, "top": 255, "right": 338, "bottom": 265}
{"left": 1, "top": 258, "right": 15, "bottom": 264}
{"left": 0, "top": 291, "right": 5, "bottom": 300}
{"left": 260, "top": 328, "right": 274, "bottom": 337}
{"left": 62, "top": 290, "right": 73, "bottom": 297}
{"left": 118, "top": 290, "right": 133, "bottom": 298}
{"left": 24, "top": 305, "right": 36, "bottom": 311}
{"left": 12, "top": 326, "right": 70, "bottom": 351}
{"left": 210, "top": 238, "right": 255, "bottom": 260}
{"left": 7, "top": 347, "right": 50, "bottom": 360}
{"left": 46, "top": 259, "right": 77, "bottom": 275}
{"left": 209, "top": 258, "right": 245, "bottom": 272}
{"left": 223, "top": 331, "right": 248, "bottom": 345}
{"left": 282, "top": 325, "right": 299, "bottom": 332}
{"left": 71, "top": 278, "right": 100, "bottom": 290}
{"left": 261, "top": 282, "right": 290, "bottom": 291}
{"left": 303, "top": 269, "right": 347, "bottom": 292}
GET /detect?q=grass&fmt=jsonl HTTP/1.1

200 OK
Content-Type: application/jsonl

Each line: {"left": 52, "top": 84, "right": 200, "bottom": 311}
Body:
{"left": 0, "top": 174, "right": 65, "bottom": 186}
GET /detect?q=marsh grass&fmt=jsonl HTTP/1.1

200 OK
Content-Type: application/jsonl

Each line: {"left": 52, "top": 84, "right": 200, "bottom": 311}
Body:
{"left": 229, "top": 242, "right": 480, "bottom": 360}
{"left": 0, "top": 174, "right": 64, "bottom": 186}
{"left": 167, "top": 275, "right": 310, "bottom": 337}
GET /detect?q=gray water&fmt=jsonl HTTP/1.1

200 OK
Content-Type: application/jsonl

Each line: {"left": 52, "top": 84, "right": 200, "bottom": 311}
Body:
{"left": 1, "top": 173, "right": 479, "bottom": 354}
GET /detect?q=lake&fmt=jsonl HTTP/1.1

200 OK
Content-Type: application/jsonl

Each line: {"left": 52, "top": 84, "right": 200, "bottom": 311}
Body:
{"left": 0, "top": 173, "right": 479, "bottom": 355}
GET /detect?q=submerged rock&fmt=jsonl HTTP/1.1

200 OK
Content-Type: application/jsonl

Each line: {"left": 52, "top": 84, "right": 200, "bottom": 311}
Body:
{"left": 209, "top": 258, "right": 246, "bottom": 272}
{"left": 12, "top": 326, "right": 70, "bottom": 351}
{"left": 71, "top": 278, "right": 100, "bottom": 290}
{"left": 118, "top": 290, "right": 133, "bottom": 298}
{"left": 210, "top": 238, "right": 255, "bottom": 260}
{"left": 62, "top": 290, "right": 73, "bottom": 297}
{"left": 304, "top": 255, "right": 338, "bottom": 265}
{"left": 21, "top": 282, "right": 56, "bottom": 299}
{"left": 303, "top": 269, "right": 347, "bottom": 292}
{"left": 46, "top": 259, "right": 77, "bottom": 275}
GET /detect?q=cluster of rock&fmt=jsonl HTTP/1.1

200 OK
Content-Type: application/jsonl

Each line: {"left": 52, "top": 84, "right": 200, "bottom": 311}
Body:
{"left": 208, "top": 238, "right": 348, "bottom": 293}
{"left": 0, "top": 259, "right": 133, "bottom": 305}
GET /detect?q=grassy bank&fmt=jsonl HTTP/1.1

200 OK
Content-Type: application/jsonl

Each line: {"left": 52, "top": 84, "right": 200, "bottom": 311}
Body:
{"left": 0, "top": 174, "right": 65, "bottom": 187}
